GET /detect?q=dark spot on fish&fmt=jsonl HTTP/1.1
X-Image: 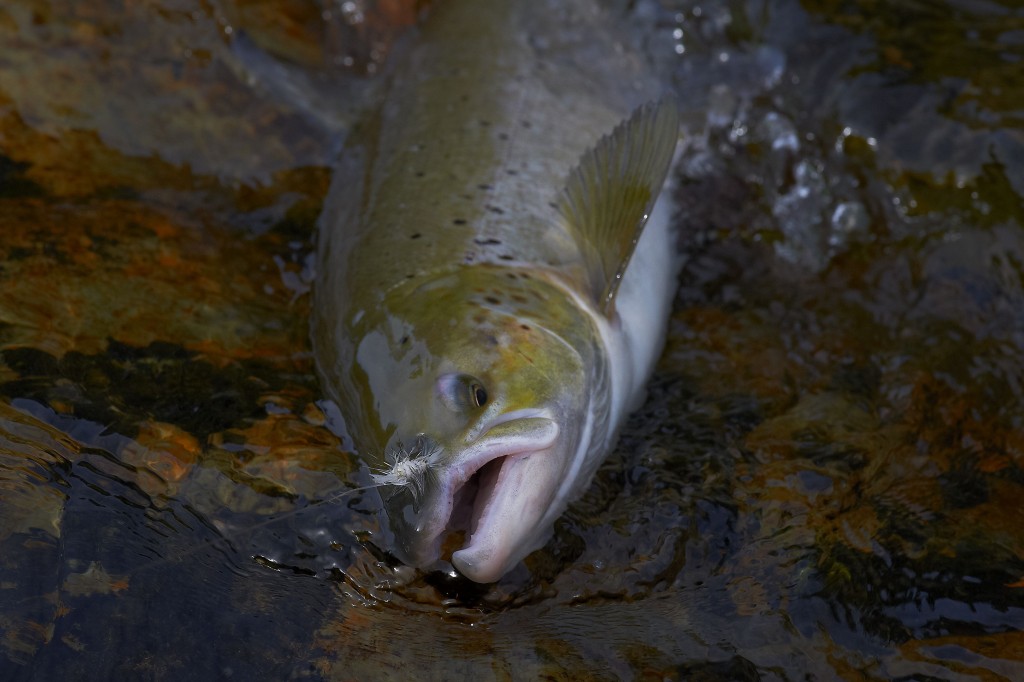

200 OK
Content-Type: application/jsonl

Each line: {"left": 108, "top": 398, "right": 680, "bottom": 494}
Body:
{"left": 484, "top": 334, "right": 499, "bottom": 346}
{"left": 520, "top": 324, "right": 531, "bottom": 331}
{"left": 477, "top": 183, "right": 492, "bottom": 191}
{"left": 484, "top": 296, "right": 501, "bottom": 305}
{"left": 400, "top": 335, "right": 409, "bottom": 345}
{"left": 520, "top": 273, "right": 531, "bottom": 279}
{"left": 512, "top": 294, "right": 528, "bottom": 304}
{"left": 410, "top": 233, "right": 421, "bottom": 240}
{"left": 453, "top": 218, "right": 467, "bottom": 225}
{"left": 479, "top": 119, "right": 491, "bottom": 127}
{"left": 464, "top": 252, "right": 476, "bottom": 263}
{"left": 521, "top": 120, "right": 532, "bottom": 129}
{"left": 548, "top": 201, "right": 558, "bottom": 210}
{"left": 505, "top": 272, "right": 517, "bottom": 279}
{"left": 498, "top": 132, "right": 509, "bottom": 141}
{"left": 406, "top": 274, "right": 415, "bottom": 279}
{"left": 499, "top": 254, "right": 515, "bottom": 261}
{"left": 461, "top": 193, "right": 473, "bottom": 200}
{"left": 506, "top": 169, "right": 518, "bottom": 176}
{"left": 474, "top": 237, "right": 501, "bottom": 246}
{"left": 415, "top": 171, "right": 425, "bottom": 178}
{"left": 486, "top": 205, "right": 505, "bottom": 215}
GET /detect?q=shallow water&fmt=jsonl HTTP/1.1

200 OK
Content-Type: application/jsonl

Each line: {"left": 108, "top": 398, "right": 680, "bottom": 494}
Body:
{"left": 2, "top": 0, "right": 1023, "bottom": 679}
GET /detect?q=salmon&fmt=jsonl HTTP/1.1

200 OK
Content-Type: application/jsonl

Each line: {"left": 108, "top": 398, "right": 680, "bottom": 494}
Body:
{"left": 313, "top": 0, "right": 680, "bottom": 582}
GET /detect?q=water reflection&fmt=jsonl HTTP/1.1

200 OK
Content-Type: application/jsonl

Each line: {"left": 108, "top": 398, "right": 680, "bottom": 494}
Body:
{"left": 1, "top": 0, "right": 1023, "bottom": 678}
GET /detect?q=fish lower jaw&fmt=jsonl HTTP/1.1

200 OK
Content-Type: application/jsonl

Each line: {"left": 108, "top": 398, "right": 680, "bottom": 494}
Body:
{"left": 400, "top": 416, "right": 560, "bottom": 581}
{"left": 423, "top": 452, "right": 513, "bottom": 578}
{"left": 448, "top": 452, "right": 520, "bottom": 582}
{"left": 410, "top": 449, "right": 535, "bottom": 583}
{"left": 449, "top": 445, "right": 562, "bottom": 583}
{"left": 450, "top": 547, "right": 502, "bottom": 584}
{"left": 392, "top": 452, "right": 514, "bottom": 572}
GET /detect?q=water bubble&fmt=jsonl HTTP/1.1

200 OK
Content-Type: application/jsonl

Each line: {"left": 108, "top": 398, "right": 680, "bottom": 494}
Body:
{"left": 773, "top": 159, "right": 831, "bottom": 270}
{"left": 707, "top": 84, "right": 737, "bottom": 129}
{"left": 761, "top": 111, "right": 799, "bottom": 152}
{"left": 753, "top": 45, "right": 786, "bottom": 90}
{"left": 828, "top": 201, "right": 870, "bottom": 250}
{"left": 341, "top": 1, "right": 364, "bottom": 26}
{"left": 836, "top": 127, "right": 853, "bottom": 152}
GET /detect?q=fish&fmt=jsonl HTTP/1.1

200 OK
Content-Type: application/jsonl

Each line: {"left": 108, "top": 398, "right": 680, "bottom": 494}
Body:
{"left": 312, "top": 0, "right": 681, "bottom": 583}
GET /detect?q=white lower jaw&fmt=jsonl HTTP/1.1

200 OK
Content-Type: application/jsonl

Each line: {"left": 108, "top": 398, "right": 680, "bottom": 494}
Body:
{"left": 450, "top": 444, "right": 561, "bottom": 583}
{"left": 391, "top": 416, "right": 561, "bottom": 580}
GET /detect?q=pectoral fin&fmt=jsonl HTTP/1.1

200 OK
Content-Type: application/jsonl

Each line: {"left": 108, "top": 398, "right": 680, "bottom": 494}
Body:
{"left": 558, "top": 100, "right": 680, "bottom": 315}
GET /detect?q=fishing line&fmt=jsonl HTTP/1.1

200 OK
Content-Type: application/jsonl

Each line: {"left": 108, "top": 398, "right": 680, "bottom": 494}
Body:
{"left": 120, "top": 480, "right": 384, "bottom": 578}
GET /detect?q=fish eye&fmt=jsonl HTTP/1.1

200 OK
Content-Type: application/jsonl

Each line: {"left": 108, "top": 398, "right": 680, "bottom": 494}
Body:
{"left": 436, "top": 373, "right": 489, "bottom": 412}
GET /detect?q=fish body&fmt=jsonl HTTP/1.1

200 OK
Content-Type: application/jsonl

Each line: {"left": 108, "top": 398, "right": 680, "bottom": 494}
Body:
{"left": 313, "top": 0, "right": 680, "bottom": 582}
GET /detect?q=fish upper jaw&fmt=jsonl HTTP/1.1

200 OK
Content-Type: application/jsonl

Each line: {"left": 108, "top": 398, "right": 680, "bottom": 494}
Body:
{"left": 392, "top": 412, "right": 561, "bottom": 580}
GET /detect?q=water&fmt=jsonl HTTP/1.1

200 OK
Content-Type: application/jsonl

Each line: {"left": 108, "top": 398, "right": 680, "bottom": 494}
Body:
{"left": 2, "top": 0, "right": 1023, "bottom": 678}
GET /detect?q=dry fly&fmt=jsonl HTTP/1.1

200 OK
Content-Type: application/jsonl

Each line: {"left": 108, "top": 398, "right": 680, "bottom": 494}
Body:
{"left": 370, "top": 437, "right": 443, "bottom": 505}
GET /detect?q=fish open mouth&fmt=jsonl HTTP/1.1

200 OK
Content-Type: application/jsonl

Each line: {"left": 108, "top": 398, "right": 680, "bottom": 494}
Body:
{"left": 403, "top": 412, "right": 560, "bottom": 581}
{"left": 449, "top": 455, "right": 505, "bottom": 535}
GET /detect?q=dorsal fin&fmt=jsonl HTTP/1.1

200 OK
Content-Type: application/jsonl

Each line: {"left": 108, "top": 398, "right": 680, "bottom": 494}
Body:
{"left": 558, "top": 100, "right": 680, "bottom": 315}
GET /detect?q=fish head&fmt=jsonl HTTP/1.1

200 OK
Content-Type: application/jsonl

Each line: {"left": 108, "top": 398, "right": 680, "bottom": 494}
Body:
{"left": 352, "top": 270, "right": 599, "bottom": 582}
